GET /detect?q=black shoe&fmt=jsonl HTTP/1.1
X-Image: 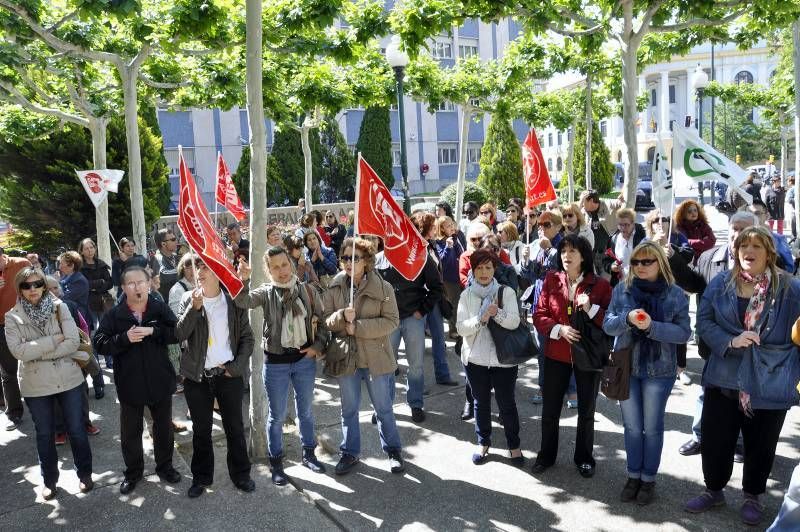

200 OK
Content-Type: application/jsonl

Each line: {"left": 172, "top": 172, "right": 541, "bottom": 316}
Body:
{"left": 637, "top": 481, "right": 656, "bottom": 505}
{"left": 120, "top": 477, "right": 142, "bottom": 495}
{"left": 734, "top": 443, "right": 745, "bottom": 463}
{"left": 437, "top": 379, "right": 459, "bottom": 386}
{"left": 234, "top": 478, "right": 255, "bottom": 493}
{"left": 531, "top": 462, "right": 550, "bottom": 475}
{"left": 577, "top": 463, "right": 595, "bottom": 478}
{"left": 187, "top": 483, "right": 207, "bottom": 498}
{"left": 411, "top": 407, "right": 426, "bottom": 423}
{"left": 269, "top": 456, "right": 288, "bottom": 486}
{"left": 79, "top": 476, "right": 94, "bottom": 493}
{"left": 335, "top": 454, "right": 360, "bottom": 476}
{"left": 158, "top": 468, "right": 182, "bottom": 484}
{"left": 302, "top": 448, "right": 326, "bottom": 474}
{"left": 460, "top": 402, "right": 474, "bottom": 421}
{"left": 509, "top": 454, "right": 525, "bottom": 468}
{"left": 371, "top": 413, "right": 377, "bottom": 425}
{"left": 42, "top": 485, "right": 58, "bottom": 500}
{"left": 679, "top": 439, "right": 701, "bottom": 456}
{"left": 620, "top": 478, "right": 641, "bottom": 502}
{"left": 95, "top": 387, "right": 105, "bottom": 400}
{"left": 5, "top": 417, "right": 21, "bottom": 431}
{"left": 388, "top": 451, "right": 405, "bottom": 474}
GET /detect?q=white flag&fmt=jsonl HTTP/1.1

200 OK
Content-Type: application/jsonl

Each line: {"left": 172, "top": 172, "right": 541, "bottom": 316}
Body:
{"left": 75, "top": 169, "right": 125, "bottom": 207}
{"left": 651, "top": 135, "right": 672, "bottom": 215}
{"left": 672, "top": 125, "right": 752, "bottom": 204}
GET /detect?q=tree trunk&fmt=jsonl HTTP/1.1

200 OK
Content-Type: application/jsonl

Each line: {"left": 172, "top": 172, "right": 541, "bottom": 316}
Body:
{"left": 120, "top": 69, "right": 147, "bottom": 251}
{"left": 585, "top": 73, "right": 593, "bottom": 191}
{"left": 454, "top": 103, "right": 473, "bottom": 219}
{"left": 620, "top": 6, "right": 640, "bottom": 209}
{"left": 245, "top": 0, "right": 268, "bottom": 460}
{"left": 567, "top": 116, "right": 578, "bottom": 203}
{"left": 89, "top": 118, "right": 112, "bottom": 265}
{"left": 793, "top": 20, "right": 800, "bottom": 239}
{"left": 301, "top": 123, "right": 313, "bottom": 210}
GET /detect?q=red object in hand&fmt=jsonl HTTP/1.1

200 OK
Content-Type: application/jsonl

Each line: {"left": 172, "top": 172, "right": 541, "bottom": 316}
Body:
{"left": 636, "top": 311, "right": 646, "bottom": 322}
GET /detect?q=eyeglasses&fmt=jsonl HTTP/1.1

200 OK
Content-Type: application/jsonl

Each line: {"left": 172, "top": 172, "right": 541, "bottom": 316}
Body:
{"left": 326, "top": 215, "right": 334, "bottom": 218}
{"left": 563, "top": 213, "right": 575, "bottom": 218}
{"left": 340, "top": 255, "right": 362, "bottom": 263}
{"left": 630, "top": 258, "right": 657, "bottom": 267}
{"left": 540, "top": 222, "right": 553, "bottom": 229}
{"left": 124, "top": 280, "right": 150, "bottom": 289}
{"left": 20, "top": 280, "right": 45, "bottom": 290}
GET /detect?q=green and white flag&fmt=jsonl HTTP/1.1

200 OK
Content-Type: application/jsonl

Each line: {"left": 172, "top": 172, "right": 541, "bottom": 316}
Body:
{"left": 673, "top": 124, "right": 752, "bottom": 204}
{"left": 651, "top": 135, "right": 672, "bottom": 215}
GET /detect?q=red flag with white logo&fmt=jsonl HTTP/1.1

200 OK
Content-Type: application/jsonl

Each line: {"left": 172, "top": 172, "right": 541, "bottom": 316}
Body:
{"left": 215, "top": 152, "right": 247, "bottom": 221}
{"left": 178, "top": 147, "right": 244, "bottom": 298}
{"left": 522, "top": 128, "right": 556, "bottom": 208}
{"left": 355, "top": 155, "right": 427, "bottom": 281}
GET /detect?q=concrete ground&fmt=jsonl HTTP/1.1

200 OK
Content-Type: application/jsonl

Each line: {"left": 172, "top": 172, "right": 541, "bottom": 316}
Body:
{"left": 1, "top": 207, "right": 798, "bottom": 531}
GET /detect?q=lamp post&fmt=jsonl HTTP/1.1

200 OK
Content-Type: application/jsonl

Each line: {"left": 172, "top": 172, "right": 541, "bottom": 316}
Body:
{"left": 691, "top": 64, "right": 709, "bottom": 205}
{"left": 385, "top": 35, "right": 411, "bottom": 214}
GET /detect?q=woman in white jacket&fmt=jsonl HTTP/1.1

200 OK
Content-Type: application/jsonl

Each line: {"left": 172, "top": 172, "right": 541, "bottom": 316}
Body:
{"left": 562, "top": 203, "right": 595, "bottom": 250}
{"left": 456, "top": 249, "right": 524, "bottom": 467}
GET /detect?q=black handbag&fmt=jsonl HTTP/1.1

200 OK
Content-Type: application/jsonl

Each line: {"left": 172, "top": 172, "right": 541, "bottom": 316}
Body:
{"left": 569, "top": 287, "right": 612, "bottom": 372}
{"left": 601, "top": 347, "right": 632, "bottom": 400}
{"left": 487, "top": 285, "right": 539, "bottom": 365}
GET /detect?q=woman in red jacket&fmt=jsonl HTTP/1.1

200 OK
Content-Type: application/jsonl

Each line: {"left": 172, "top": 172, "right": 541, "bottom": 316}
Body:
{"left": 532, "top": 233, "right": 612, "bottom": 478}
{"left": 674, "top": 199, "right": 716, "bottom": 262}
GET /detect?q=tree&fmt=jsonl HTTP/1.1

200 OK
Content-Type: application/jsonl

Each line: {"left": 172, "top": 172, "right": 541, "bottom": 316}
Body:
{"left": 566, "top": 119, "right": 614, "bottom": 195}
{"left": 477, "top": 115, "right": 524, "bottom": 203}
{"left": 0, "top": 115, "right": 169, "bottom": 251}
{"left": 233, "top": 145, "right": 251, "bottom": 205}
{"left": 268, "top": 126, "right": 323, "bottom": 205}
{"left": 356, "top": 106, "right": 393, "bottom": 189}
{"left": 440, "top": 181, "right": 488, "bottom": 210}
{"left": 318, "top": 117, "right": 356, "bottom": 202}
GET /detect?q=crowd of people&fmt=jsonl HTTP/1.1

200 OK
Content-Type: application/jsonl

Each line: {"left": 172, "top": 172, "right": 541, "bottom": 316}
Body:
{"left": 1, "top": 188, "right": 800, "bottom": 530}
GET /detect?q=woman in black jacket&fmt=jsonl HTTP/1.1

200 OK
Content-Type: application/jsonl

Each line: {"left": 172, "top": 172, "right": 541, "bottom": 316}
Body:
{"left": 79, "top": 237, "right": 114, "bottom": 384}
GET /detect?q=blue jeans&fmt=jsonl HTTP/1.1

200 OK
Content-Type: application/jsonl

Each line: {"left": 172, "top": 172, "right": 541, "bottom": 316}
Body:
{"left": 25, "top": 383, "right": 92, "bottom": 486}
{"left": 338, "top": 369, "right": 402, "bottom": 456}
{"left": 389, "top": 315, "right": 426, "bottom": 409}
{"left": 263, "top": 357, "right": 318, "bottom": 458}
{"left": 619, "top": 375, "right": 674, "bottom": 482}
{"left": 691, "top": 386, "right": 704, "bottom": 442}
{"left": 425, "top": 303, "right": 452, "bottom": 383}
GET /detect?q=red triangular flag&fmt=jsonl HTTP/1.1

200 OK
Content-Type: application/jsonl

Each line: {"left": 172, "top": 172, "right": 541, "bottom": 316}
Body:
{"left": 215, "top": 152, "right": 247, "bottom": 221}
{"left": 522, "top": 128, "right": 557, "bottom": 208}
{"left": 355, "top": 155, "right": 427, "bottom": 281}
{"left": 178, "top": 148, "right": 244, "bottom": 298}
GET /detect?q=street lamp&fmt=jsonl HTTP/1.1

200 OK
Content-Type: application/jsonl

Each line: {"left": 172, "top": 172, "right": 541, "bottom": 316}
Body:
{"left": 385, "top": 35, "right": 411, "bottom": 214}
{"left": 691, "top": 64, "right": 709, "bottom": 205}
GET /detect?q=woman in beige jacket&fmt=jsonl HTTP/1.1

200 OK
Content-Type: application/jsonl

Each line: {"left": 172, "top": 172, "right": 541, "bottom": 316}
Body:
{"left": 322, "top": 237, "right": 403, "bottom": 476}
{"left": 4, "top": 266, "right": 93, "bottom": 500}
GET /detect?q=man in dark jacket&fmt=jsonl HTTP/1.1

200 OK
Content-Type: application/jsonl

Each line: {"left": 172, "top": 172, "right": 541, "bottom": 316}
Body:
{"left": 765, "top": 176, "right": 787, "bottom": 235}
{"left": 176, "top": 257, "right": 255, "bottom": 498}
{"left": 678, "top": 211, "right": 757, "bottom": 459}
{"left": 94, "top": 266, "right": 182, "bottom": 494}
{"left": 602, "top": 208, "right": 646, "bottom": 286}
{"left": 376, "top": 252, "right": 443, "bottom": 423}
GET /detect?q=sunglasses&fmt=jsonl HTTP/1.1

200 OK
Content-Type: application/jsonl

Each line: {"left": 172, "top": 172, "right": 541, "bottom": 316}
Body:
{"left": 20, "top": 280, "right": 45, "bottom": 290}
{"left": 563, "top": 213, "right": 575, "bottom": 218}
{"left": 469, "top": 237, "right": 482, "bottom": 243}
{"left": 658, "top": 217, "right": 670, "bottom": 223}
{"left": 539, "top": 222, "right": 553, "bottom": 229}
{"left": 341, "top": 255, "right": 362, "bottom": 263}
{"left": 479, "top": 210, "right": 491, "bottom": 215}
{"left": 506, "top": 209, "right": 517, "bottom": 214}
{"left": 630, "top": 258, "right": 657, "bottom": 267}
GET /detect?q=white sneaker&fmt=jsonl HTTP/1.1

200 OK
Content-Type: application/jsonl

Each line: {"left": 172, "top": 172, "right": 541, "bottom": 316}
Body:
{"left": 679, "top": 372, "right": 692, "bottom": 385}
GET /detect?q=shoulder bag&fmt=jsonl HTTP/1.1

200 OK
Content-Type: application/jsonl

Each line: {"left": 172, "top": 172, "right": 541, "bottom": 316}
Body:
{"left": 55, "top": 306, "right": 101, "bottom": 377}
{"left": 569, "top": 286, "right": 612, "bottom": 372}
{"left": 487, "top": 285, "right": 539, "bottom": 365}
{"left": 601, "top": 347, "right": 631, "bottom": 400}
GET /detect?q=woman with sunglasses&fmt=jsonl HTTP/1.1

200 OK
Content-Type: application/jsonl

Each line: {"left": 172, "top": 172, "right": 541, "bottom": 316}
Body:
{"left": 686, "top": 226, "right": 800, "bottom": 526}
{"left": 322, "top": 237, "right": 406, "bottom": 475}
{"left": 322, "top": 210, "right": 346, "bottom": 257}
{"left": 674, "top": 199, "right": 716, "bottom": 263}
{"left": 478, "top": 203, "right": 498, "bottom": 232}
{"left": 603, "top": 241, "right": 691, "bottom": 505}
{"left": 5, "top": 267, "right": 93, "bottom": 499}
{"left": 434, "top": 215, "right": 463, "bottom": 339}
{"left": 561, "top": 204, "right": 594, "bottom": 249}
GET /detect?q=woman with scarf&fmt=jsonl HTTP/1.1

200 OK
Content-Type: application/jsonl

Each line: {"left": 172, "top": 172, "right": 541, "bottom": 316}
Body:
{"left": 235, "top": 247, "right": 328, "bottom": 486}
{"left": 603, "top": 241, "right": 691, "bottom": 506}
{"left": 685, "top": 226, "right": 800, "bottom": 527}
{"left": 4, "top": 266, "right": 93, "bottom": 499}
{"left": 456, "top": 249, "right": 523, "bottom": 467}
{"left": 674, "top": 199, "right": 716, "bottom": 263}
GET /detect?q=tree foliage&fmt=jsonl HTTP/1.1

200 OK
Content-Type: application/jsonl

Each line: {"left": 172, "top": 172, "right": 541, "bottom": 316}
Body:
{"left": 356, "top": 105, "right": 393, "bottom": 189}
{"left": 440, "top": 181, "right": 488, "bottom": 210}
{"left": 566, "top": 119, "right": 614, "bottom": 194}
{"left": 233, "top": 144, "right": 251, "bottom": 205}
{"left": 477, "top": 115, "right": 523, "bottom": 203}
{"left": 267, "top": 125, "right": 323, "bottom": 205}
{"left": 0, "top": 115, "right": 169, "bottom": 251}
{"left": 318, "top": 117, "right": 356, "bottom": 202}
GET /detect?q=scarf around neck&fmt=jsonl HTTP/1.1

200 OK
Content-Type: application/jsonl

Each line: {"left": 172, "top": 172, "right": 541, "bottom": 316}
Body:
{"left": 629, "top": 277, "right": 668, "bottom": 361}
{"left": 739, "top": 269, "right": 771, "bottom": 331}
{"left": 470, "top": 277, "right": 501, "bottom": 319}
{"left": 21, "top": 293, "right": 55, "bottom": 332}
{"left": 271, "top": 275, "right": 308, "bottom": 349}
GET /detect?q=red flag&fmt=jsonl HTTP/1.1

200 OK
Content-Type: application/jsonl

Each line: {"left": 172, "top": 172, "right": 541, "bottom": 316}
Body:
{"left": 522, "top": 128, "right": 556, "bottom": 208}
{"left": 355, "top": 155, "right": 427, "bottom": 281}
{"left": 178, "top": 148, "right": 244, "bottom": 298}
{"left": 215, "top": 152, "right": 247, "bottom": 221}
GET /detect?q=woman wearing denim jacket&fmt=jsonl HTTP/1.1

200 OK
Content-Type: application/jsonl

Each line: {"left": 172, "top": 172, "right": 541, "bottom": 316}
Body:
{"left": 603, "top": 241, "right": 691, "bottom": 506}
{"left": 685, "top": 226, "right": 800, "bottom": 527}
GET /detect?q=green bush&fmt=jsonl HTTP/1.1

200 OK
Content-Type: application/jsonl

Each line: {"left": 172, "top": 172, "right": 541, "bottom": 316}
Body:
{"left": 439, "top": 181, "right": 488, "bottom": 210}
{"left": 560, "top": 120, "right": 614, "bottom": 194}
{"left": 477, "top": 116, "right": 524, "bottom": 203}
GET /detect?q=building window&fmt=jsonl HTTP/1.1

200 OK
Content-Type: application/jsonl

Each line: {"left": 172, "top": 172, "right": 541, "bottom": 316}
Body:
{"left": 556, "top": 157, "right": 563, "bottom": 171}
{"left": 458, "top": 42, "right": 479, "bottom": 59}
{"left": 548, "top": 133, "right": 553, "bottom": 147}
{"left": 438, "top": 144, "right": 458, "bottom": 165}
{"left": 557, "top": 132, "right": 562, "bottom": 146}
{"left": 469, "top": 98, "right": 480, "bottom": 108}
{"left": 467, "top": 144, "right": 482, "bottom": 164}
{"left": 431, "top": 41, "right": 453, "bottom": 59}
{"left": 669, "top": 120, "right": 675, "bottom": 131}
{"left": 651, "top": 88, "right": 657, "bottom": 107}
{"left": 437, "top": 101, "right": 456, "bottom": 112}
{"left": 392, "top": 144, "right": 401, "bottom": 167}
{"left": 568, "top": 128, "right": 573, "bottom": 141}
{"left": 547, "top": 158, "right": 553, "bottom": 171}
{"left": 600, "top": 120, "right": 607, "bottom": 137}
{"left": 735, "top": 70, "right": 754, "bottom": 85}
{"left": 669, "top": 85, "right": 676, "bottom": 104}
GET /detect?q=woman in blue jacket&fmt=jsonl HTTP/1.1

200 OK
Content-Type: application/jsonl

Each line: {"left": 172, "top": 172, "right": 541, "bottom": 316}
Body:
{"left": 303, "top": 231, "right": 338, "bottom": 286}
{"left": 685, "top": 226, "right": 800, "bottom": 527}
{"left": 603, "top": 241, "right": 691, "bottom": 506}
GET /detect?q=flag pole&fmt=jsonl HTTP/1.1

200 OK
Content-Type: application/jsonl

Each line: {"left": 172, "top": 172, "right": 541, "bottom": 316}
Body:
{"left": 109, "top": 230, "right": 122, "bottom": 255}
{"left": 215, "top": 151, "right": 220, "bottom": 231}
{"left": 667, "top": 143, "right": 675, "bottom": 248}
{"left": 350, "top": 154, "right": 362, "bottom": 306}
